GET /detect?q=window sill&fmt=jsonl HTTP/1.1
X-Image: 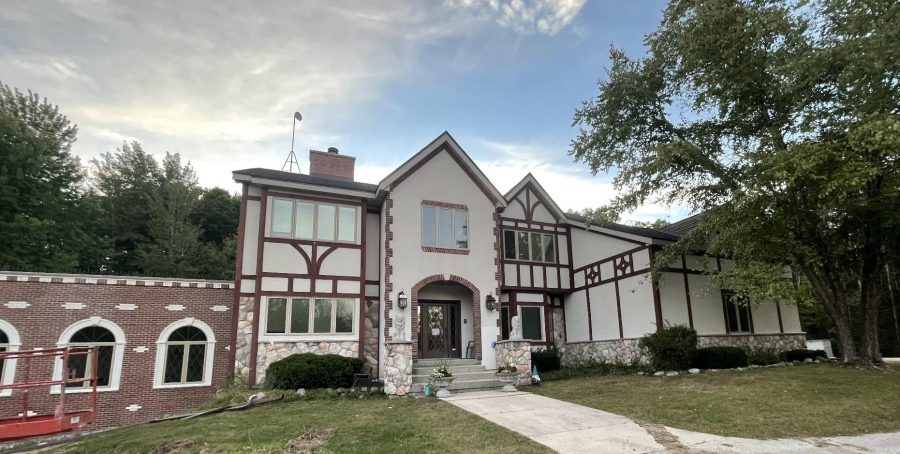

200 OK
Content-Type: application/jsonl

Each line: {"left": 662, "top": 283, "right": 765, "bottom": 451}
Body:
{"left": 258, "top": 334, "right": 357, "bottom": 343}
{"left": 422, "top": 246, "right": 469, "bottom": 255}
{"left": 50, "top": 386, "right": 119, "bottom": 395}
{"left": 0, "top": 390, "right": 10, "bottom": 397}
{"left": 153, "top": 381, "right": 213, "bottom": 390}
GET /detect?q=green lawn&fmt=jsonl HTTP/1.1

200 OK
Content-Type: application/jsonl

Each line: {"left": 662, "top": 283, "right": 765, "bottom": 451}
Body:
{"left": 61, "top": 397, "right": 552, "bottom": 454}
{"left": 533, "top": 363, "right": 900, "bottom": 439}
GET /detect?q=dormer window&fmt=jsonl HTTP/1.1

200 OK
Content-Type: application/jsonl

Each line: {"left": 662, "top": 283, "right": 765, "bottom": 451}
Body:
{"left": 503, "top": 230, "right": 555, "bottom": 263}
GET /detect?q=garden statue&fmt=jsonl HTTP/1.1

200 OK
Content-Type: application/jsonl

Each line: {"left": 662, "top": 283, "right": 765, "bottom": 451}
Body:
{"left": 394, "top": 313, "right": 406, "bottom": 341}
{"left": 510, "top": 315, "right": 522, "bottom": 340}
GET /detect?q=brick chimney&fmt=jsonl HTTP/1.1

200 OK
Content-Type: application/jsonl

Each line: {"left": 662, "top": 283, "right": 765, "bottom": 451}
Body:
{"left": 309, "top": 147, "right": 354, "bottom": 181}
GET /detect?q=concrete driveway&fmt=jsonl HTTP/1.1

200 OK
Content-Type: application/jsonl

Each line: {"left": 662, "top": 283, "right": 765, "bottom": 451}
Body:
{"left": 442, "top": 390, "right": 900, "bottom": 453}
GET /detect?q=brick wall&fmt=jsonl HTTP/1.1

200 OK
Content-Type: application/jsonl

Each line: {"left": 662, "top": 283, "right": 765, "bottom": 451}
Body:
{"left": 0, "top": 273, "right": 233, "bottom": 430}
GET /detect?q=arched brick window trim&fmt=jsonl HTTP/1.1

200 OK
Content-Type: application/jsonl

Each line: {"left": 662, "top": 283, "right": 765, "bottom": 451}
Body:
{"left": 410, "top": 274, "right": 482, "bottom": 360}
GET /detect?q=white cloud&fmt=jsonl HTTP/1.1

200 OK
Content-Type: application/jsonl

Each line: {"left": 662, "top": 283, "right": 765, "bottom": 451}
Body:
{"left": 446, "top": 0, "right": 587, "bottom": 35}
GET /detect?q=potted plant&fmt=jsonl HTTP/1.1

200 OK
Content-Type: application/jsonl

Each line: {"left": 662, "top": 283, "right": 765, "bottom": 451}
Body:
{"left": 429, "top": 361, "right": 455, "bottom": 398}
{"left": 496, "top": 359, "right": 519, "bottom": 392}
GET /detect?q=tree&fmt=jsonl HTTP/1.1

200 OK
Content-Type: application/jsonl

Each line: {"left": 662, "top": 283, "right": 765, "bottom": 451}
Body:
{"left": 571, "top": 0, "right": 899, "bottom": 363}
{"left": 191, "top": 187, "right": 240, "bottom": 245}
{"left": 0, "top": 82, "right": 89, "bottom": 270}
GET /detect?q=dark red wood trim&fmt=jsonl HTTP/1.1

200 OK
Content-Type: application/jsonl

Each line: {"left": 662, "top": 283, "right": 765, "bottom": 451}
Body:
{"left": 567, "top": 222, "right": 646, "bottom": 245}
{"left": 681, "top": 255, "right": 695, "bottom": 329}
{"left": 573, "top": 245, "right": 649, "bottom": 273}
{"left": 585, "top": 288, "right": 594, "bottom": 341}
{"left": 649, "top": 248, "right": 664, "bottom": 332}
{"left": 229, "top": 183, "right": 249, "bottom": 374}
{"left": 775, "top": 300, "right": 784, "bottom": 333}
{"left": 289, "top": 243, "right": 313, "bottom": 272}
{"left": 614, "top": 279, "right": 624, "bottom": 338}
{"left": 365, "top": 279, "right": 379, "bottom": 285}
{"left": 515, "top": 263, "right": 521, "bottom": 287}
{"left": 389, "top": 143, "right": 502, "bottom": 205}
{"left": 501, "top": 258, "right": 562, "bottom": 267}
{"left": 571, "top": 266, "right": 652, "bottom": 291}
{"left": 258, "top": 291, "right": 361, "bottom": 297}
{"left": 249, "top": 187, "right": 268, "bottom": 386}
{"left": 357, "top": 205, "right": 367, "bottom": 361}
{"left": 265, "top": 236, "right": 363, "bottom": 249}
{"left": 529, "top": 263, "right": 535, "bottom": 287}
{"left": 246, "top": 195, "right": 261, "bottom": 201}
{"left": 316, "top": 246, "right": 338, "bottom": 274}
{"left": 566, "top": 225, "right": 575, "bottom": 289}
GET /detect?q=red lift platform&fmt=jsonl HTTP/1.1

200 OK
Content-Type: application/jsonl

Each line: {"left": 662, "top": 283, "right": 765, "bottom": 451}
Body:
{"left": 0, "top": 347, "right": 98, "bottom": 441}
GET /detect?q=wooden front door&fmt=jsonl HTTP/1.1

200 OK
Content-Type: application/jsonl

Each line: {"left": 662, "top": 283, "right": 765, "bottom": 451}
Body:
{"left": 420, "top": 301, "right": 461, "bottom": 358}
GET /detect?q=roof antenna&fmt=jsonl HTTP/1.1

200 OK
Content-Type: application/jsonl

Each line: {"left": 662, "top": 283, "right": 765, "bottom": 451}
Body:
{"left": 282, "top": 111, "right": 302, "bottom": 173}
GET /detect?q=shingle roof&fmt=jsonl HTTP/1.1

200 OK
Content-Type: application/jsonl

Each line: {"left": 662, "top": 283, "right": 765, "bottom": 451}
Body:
{"left": 564, "top": 213, "right": 681, "bottom": 241}
{"left": 657, "top": 213, "right": 702, "bottom": 238}
{"left": 233, "top": 168, "right": 379, "bottom": 193}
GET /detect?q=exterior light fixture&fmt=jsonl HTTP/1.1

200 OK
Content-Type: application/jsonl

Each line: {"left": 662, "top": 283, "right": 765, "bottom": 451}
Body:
{"left": 485, "top": 294, "right": 497, "bottom": 311}
{"left": 397, "top": 290, "right": 408, "bottom": 310}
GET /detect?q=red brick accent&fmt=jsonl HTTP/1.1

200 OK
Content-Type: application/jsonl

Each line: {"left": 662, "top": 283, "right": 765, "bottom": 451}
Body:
{"left": 410, "top": 274, "right": 447, "bottom": 359}
{"left": 421, "top": 200, "right": 468, "bottom": 211}
{"left": 421, "top": 246, "right": 470, "bottom": 255}
{"left": 493, "top": 210, "right": 503, "bottom": 341}
{"left": 382, "top": 196, "right": 394, "bottom": 342}
{"left": 448, "top": 275, "right": 482, "bottom": 361}
{"left": 309, "top": 150, "right": 354, "bottom": 181}
{"left": 0, "top": 277, "right": 233, "bottom": 430}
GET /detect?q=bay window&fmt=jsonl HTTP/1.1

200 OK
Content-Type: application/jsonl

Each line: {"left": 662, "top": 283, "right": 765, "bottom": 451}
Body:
{"left": 270, "top": 198, "right": 358, "bottom": 243}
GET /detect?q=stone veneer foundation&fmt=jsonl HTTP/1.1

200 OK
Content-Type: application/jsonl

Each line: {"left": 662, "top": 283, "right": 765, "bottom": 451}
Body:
{"left": 559, "top": 333, "right": 807, "bottom": 367}
{"left": 363, "top": 300, "right": 381, "bottom": 375}
{"left": 234, "top": 296, "right": 255, "bottom": 380}
{"left": 383, "top": 341, "right": 412, "bottom": 395}
{"left": 255, "top": 341, "right": 358, "bottom": 384}
{"left": 495, "top": 340, "right": 532, "bottom": 385}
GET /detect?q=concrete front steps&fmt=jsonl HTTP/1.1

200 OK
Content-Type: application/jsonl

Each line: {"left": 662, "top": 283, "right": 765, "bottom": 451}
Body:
{"left": 410, "top": 358, "right": 502, "bottom": 394}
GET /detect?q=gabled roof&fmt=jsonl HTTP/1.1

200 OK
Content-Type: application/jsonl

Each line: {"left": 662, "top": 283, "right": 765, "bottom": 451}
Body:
{"left": 564, "top": 212, "right": 681, "bottom": 242}
{"left": 657, "top": 213, "right": 702, "bottom": 238}
{"left": 504, "top": 173, "right": 567, "bottom": 222}
{"left": 377, "top": 132, "right": 507, "bottom": 207}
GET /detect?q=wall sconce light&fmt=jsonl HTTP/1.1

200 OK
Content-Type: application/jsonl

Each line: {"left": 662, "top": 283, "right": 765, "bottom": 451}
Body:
{"left": 485, "top": 294, "right": 497, "bottom": 311}
{"left": 397, "top": 290, "right": 408, "bottom": 310}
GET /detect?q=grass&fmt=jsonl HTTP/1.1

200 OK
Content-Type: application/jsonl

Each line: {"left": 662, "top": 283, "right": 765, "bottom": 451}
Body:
{"left": 60, "top": 397, "right": 553, "bottom": 453}
{"left": 532, "top": 363, "right": 900, "bottom": 439}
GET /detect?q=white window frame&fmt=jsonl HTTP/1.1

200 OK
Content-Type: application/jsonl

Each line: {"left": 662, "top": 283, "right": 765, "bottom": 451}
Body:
{"left": 259, "top": 296, "right": 358, "bottom": 342}
{"left": 269, "top": 197, "right": 359, "bottom": 244}
{"left": 0, "top": 320, "right": 21, "bottom": 397}
{"left": 503, "top": 230, "right": 556, "bottom": 263}
{"left": 153, "top": 318, "right": 216, "bottom": 389}
{"left": 421, "top": 205, "right": 469, "bottom": 250}
{"left": 51, "top": 317, "right": 126, "bottom": 394}
{"left": 518, "top": 305, "right": 546, "bottom": 341}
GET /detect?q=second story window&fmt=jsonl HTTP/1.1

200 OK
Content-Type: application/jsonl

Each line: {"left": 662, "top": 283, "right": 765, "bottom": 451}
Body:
{"left": 422, "top": 204, "right": 468, "bottom": 249}
{"left": 270, "top": 198, "right": 358, "bottom": 243}
{"left": 503, "top": 230, "right": 555, "bottom": 262}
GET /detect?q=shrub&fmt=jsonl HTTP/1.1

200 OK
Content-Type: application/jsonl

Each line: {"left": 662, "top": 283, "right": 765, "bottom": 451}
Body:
{"left": 747, "top": 347, "right": 781, "bottom": 366}
{"left": 540, "top": 361, "right": 649, "bottom": 381}
{"left": 781, "top": 349, "right": 827, "bottom": 362}
{"left": 692, "top": 347, "right": 749, "bottom": 369}
{"left": 639, "top": 325, "right": 697, "bottom": 371}
{"left": 265, "top": 353, "right": 363, "bottom": 390}
{"left": 531, "top": 347, "right": 561, "bottom": 373}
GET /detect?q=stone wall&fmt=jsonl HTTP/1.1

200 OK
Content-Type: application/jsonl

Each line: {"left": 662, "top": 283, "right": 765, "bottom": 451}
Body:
{"left": 255, "top": 341, "right": 358, "bottom": 384}
{"left": 698, "top": 333, "right": 806, "bottom": 351}
{"left": 560, "top": 338, "right": 645, "bottom": 367}
{"left": 495, "top": 340, "right": 531, "bottom": 385}
{"left": 383, "top": 341, "right": 412, "bottom": 395}
{"left": 551, "top": 307, "right": 565, "bottom": 347}
{"left": 234, "top": 296, "right": 255, "bottom": 380}
{"left": 363, "top": 300, "right": 380, "bottom": 376}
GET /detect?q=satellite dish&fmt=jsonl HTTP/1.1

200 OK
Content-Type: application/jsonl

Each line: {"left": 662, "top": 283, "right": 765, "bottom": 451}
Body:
{"left": 294, "top": 112, "right": 302, "bottom": 122}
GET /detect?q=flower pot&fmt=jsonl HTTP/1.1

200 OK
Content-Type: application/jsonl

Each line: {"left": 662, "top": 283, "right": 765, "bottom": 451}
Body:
{"left": 497, "top": 371, "right": 518, "bottom": 392}
{"left": 432, "top": 376, "right": 455, "bottom": 398}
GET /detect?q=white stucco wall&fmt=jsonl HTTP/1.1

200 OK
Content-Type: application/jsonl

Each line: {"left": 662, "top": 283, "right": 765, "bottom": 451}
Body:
{"left": 658, "top": 271, "right": 691, "bottom": 328}
{"left": 564, "top": 289, "right": 590, "bottom": 342}
{"left": 618, "top": 274, "right": 657, "bottom": 338}
{"left": 570, "top": 228, "right": 638, "bottom": 269}
{"left": 588, "top": 283, "right": 619, "bottom": 340}
{"left": 387, "top": 148, "right": 500, "bottom": 368}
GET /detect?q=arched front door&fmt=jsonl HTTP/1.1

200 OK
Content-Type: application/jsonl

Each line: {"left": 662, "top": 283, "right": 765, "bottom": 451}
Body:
{"left": 420, "top": 300, "right": 461, "bottom": 358}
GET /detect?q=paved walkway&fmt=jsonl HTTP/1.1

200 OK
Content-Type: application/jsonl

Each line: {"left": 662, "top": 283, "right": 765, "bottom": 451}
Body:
{"left": 442, "top": 390, "right": 900, "bottom": 453}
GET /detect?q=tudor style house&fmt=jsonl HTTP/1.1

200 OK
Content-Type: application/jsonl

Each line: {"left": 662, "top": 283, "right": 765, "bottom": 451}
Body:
{"left": 230, "top": 132, "right": 804, "bottom": 395}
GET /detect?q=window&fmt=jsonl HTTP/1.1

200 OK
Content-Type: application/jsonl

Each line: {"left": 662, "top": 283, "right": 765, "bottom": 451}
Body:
{"left": 154, "top": 319, "right": 216, "bottom": 389}
{"left": 0, "top": 321, "right": 19, "bottom": 397}
{"left": 503, "top": 230, "right": 556, "bottom": 263}
{"left": 163, "top": 327, "right": 207, "bottom": 384}
{"left": 270, "top": 198, "right": 358, "bottom": 242}
{"left": 722, "top": 291, "right": 752, "bottom": 333}
{"left": 422, "top": 205, "right": 468, "bottom": 249}
{"left": 500, "top": 307, "right": 510, "bottom": 340}
{"left": 53, "top": 319, "right": 125, "bottom": 394}
{"left": 265, "top": 297, "right": 356, "bottom": 336}
{"left": 66, "top": 326, "right": 115, "bottom": 389}
{"left": 520, "top": 306, "right": 544, "bottom": 341}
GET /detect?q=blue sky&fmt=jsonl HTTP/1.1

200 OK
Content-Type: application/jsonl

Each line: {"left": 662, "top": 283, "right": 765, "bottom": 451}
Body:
{"left": 0, "top": 0, "right": 686, "bottom": 223}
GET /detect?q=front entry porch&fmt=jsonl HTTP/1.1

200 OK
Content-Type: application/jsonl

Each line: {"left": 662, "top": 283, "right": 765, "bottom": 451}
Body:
{"left": 413, "top": 279, "right": 477, "bottom": 360}
{"left": 419, "top": 300, "right": 462, "bottom": 359}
